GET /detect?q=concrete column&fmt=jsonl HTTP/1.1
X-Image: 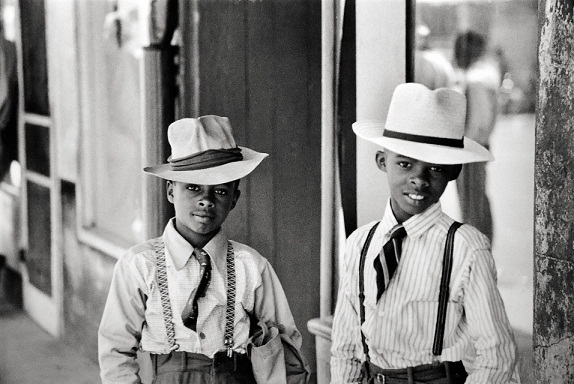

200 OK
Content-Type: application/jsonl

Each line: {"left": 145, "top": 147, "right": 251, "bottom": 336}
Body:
{"left": 534, "top": 0, "right": 574, "bottom": 382}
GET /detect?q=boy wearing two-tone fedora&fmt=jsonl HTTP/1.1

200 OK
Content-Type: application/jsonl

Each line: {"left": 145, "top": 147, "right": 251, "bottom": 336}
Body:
{"left": 330, "top": 83, "right": 519, "bottom": 383}
{"left": 98, "top": 116, "right": 305, "bottom": 383}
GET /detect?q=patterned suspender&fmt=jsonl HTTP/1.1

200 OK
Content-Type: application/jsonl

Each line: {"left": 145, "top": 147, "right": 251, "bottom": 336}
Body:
{"left": 153, "top": 238, "right": 178, "bottom": 351}
{"left": 358, "top": 221, "right": 462, "bottom": 363}
{"left": 224, "top": 242, "right": 236, "bottom": 357}
{"left": 153, "top": 238, "right": 236, "bottom": 355}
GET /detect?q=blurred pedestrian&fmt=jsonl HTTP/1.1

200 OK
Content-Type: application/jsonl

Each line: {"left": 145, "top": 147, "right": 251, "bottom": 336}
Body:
{"left": 414, "top": 24, "right": 455, "bottom": 90}
{"left": 453, "top": 31, "right": 501, "bottom": 243}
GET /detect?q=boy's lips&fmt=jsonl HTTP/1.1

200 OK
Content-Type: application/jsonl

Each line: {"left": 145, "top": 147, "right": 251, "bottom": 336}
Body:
{"left": 408, "top": 193, "right": 425, "bottom": 201}
{"left": 193, "top": 211, "right": 215, "bottom": 219}
{"left": 404, "top": 191, "right": 428, "bottom": 202}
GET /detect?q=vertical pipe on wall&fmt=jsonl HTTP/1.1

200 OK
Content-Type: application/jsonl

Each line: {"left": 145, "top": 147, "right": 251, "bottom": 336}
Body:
{"left": 320, "top": 0, "right": 337, "bottom": 320}
{"left": 405, "top": 0, "right": 415, "bottom": 83}
{"left": 141, "top": 46, "right": 177, "bottom": 239}
{"left": 178, "top": 0, "right": 200, "bottom": 117}
{"left": 140, "top": 0, "right": 178, "bottom": 239}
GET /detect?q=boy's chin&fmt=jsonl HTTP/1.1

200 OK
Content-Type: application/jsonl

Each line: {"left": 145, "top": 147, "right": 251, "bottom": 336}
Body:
{"left": 392, "top": 199, "right": 435, "bottom": 221}
{"left": 190, "top": 224, "right": 221, "bottom": 236}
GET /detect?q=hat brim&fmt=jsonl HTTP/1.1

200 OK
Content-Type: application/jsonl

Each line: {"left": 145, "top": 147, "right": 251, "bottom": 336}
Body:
{"left": 143, "top": 146, "right": 268, "bottom": 185}
{"left": 353, "top": 120, "right": 493, "bottom": 165}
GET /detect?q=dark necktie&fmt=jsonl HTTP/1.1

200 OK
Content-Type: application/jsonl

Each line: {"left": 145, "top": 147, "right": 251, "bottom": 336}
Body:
{"left": 181, "top": 248, "right": 211, "bottom": 331}
{"left": 374, "top": 224, "right": 407, "bottom": 301}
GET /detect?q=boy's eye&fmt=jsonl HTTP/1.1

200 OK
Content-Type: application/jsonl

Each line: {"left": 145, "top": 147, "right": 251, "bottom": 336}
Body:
{"left": 215, "top": 189, "right": 228, "bottom": 195}
{"left": 186, "top": 185, "right": 200, "bottom": 191}
{"left": 430, "top": 166, "right": 444, "bottom": 173}
{"left": 398, "top": 161, "right": 411, "bottom": 168}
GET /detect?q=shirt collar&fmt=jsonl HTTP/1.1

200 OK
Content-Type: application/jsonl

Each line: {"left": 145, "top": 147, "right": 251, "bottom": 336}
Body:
{"left": 163, "top": 219, "right": 229, "bottom": 273}
{"left": 381, "top": 199, "right": 443, "bottom": 239}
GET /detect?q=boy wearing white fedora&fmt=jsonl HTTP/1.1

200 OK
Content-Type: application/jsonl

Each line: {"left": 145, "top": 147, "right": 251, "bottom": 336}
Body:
{"left": 98, "top": 116, "right": 305, "bottom": 383}
{"left": 330, "top": 83, "right": 519, "bottom": 383}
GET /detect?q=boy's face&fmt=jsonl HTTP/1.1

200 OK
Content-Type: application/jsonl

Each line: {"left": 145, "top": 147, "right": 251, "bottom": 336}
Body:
{"left": 167, "top": 180, "right": 240, "bottom": 247}
{"left": 377, "top": 150, "right": 460, "bottom": 223}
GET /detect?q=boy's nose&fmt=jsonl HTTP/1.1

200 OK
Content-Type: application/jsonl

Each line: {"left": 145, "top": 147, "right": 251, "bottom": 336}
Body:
{"left": 197, "top": 190, "right": 215, "bottom": 208}
{"left": 410, "top": 170, "right": 430, "bottom": 187}
{"left": 199, "top": 196, "right": 215, "bottom": 208}
{"left": 198, "top": 199, "right": 215, "bottom": 208}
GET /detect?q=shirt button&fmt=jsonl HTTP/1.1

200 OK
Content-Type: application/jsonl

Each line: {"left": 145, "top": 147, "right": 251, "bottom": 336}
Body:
{"left": 199, "top": 332, "right": 206, "bottom": 339}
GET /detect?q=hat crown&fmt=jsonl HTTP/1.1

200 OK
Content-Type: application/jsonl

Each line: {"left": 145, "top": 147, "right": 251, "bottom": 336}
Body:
{"left": 168, "top": 116, "right": 237, "bottom": 160}
{"left": 352, "top": 83, "right": 493, "bottom": 164}
{"left": 386, "top": 83, "right": 466, "bottom": 140}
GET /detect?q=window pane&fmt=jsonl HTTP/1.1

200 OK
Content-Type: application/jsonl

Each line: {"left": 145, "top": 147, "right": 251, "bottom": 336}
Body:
{"left": 25, "top": 123, "right": 50, "bottom": 176}
{"left": 88, "top": 1, "right": 143, "bottom": 244}
{"left": 19, "top": 0, "right": 50, "bottom": 116}
{"left": 27, "top": 180, "right": 51, "bottom": 294}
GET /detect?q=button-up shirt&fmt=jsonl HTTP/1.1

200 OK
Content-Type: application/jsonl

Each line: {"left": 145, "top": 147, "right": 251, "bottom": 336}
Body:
{"left": 99, "top": 219, "right": 300, "bottom": 384}
{"left": 331, "top": 201, "right": 519, "bottom": 384}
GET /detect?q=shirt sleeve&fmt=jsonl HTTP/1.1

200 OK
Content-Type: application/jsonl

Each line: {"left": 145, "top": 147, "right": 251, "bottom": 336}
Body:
{"left": 330, "top": 231, "right": 365, "bottom": 383}
{"left": 98, "top": 252, "right": 148, "bottom": 384}
{"left": 464, "top": 246, "right": 519, "bottom": 384}
{"left": 252, "top": 260, "right": 302, "bottom": 348}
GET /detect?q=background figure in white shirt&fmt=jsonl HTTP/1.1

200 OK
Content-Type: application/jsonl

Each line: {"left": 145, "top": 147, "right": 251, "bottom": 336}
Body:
{"left": 452, "top": 30, "right": 502, "bottom": 243}
{"left": 414, "top": 24, "right": 455, "bottom": 90}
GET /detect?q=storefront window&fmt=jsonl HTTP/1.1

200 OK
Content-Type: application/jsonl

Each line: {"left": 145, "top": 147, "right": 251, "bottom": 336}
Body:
{"left": 78, "top": 0, "right": 143, "bottom": 247}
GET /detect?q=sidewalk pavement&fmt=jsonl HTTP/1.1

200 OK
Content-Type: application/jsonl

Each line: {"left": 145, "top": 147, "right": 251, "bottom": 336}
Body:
{"left": 0, "top": 301, "right": 100, "bottom": 384}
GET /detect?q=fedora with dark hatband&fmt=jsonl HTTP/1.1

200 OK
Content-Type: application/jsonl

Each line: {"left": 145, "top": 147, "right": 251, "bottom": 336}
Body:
{"left": 353, "top": 83, "right": 493, "bottom": 165}
{"left": 144, "top": 116, "right": 268, "bottom": 185}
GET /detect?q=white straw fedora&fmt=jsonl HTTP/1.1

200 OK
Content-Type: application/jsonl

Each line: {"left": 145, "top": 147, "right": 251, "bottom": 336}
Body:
{"left": 353, "top": 83, "right": 493, "bottom": 165}
{"left": 144, "top": 116, "right": 268, "bottom": 185}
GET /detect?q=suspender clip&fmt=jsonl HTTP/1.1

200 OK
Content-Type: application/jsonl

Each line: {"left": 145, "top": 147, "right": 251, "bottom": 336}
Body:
{"left": 374, "top": 373, "right": 386, "bottom": 384}
{"left": 225, "top": 337, "right": 233, "bottom": 358}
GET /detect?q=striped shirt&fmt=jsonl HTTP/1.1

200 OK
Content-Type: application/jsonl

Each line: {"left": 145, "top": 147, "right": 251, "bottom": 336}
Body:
{"left": 98, "top": 219, "right": 300, "bottom": 384}
{"left": 330, "top": 201, "right": 519, "bottom": 384}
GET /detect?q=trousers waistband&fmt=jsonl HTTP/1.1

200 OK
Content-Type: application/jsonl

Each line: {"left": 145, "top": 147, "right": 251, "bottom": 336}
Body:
{"left": 362, "top": 360, "right": 467, "bottom": 384}
{"left": 151, "top": 350, "right": 252, "bottom": 375}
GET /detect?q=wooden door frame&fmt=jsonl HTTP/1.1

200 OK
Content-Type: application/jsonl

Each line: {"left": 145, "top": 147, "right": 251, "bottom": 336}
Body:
{"left": 15, "top": 0, "right": 63, "bottom": 337}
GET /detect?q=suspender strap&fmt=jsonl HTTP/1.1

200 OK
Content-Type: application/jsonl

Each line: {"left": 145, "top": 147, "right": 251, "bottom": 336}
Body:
{"left": 358, "top": 221, "right": 380, "bottom": 364}
{"left": 358, "top": 221, "right": 462, "bottom": 365}
{"left": 154, "top": 238, "right": 178, "bottom": 350}
{"left": 432, "top": 221, "right": 462, "bottom": 356}
{"left": 224, "top": 242, "right": 236, "bottom": 357}
{"left": 154, "top": 239, "right": 236, "bottom": 355}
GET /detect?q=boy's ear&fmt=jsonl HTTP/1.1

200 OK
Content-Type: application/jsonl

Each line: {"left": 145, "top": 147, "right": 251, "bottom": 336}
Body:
{"left": 230, "top": 188, "right": 241, "bottom": 210}
{"left": 166, "top": 180, "right": 174, "bottom": 203}
{"left": 448, "top": 164, "right": 463, "bottom": 181}
{"left": 375, "top": 151, "right": 387, "bottom": 172}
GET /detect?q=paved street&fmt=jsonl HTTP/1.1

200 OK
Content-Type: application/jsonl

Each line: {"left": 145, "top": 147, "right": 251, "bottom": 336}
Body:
{"left": 0, "top": 301, "right": 100, "bottom": 384}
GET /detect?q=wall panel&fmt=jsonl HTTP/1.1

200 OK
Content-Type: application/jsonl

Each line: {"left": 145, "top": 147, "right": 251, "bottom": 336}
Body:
{"left": 184, "top": 0, "right": 322, "bottom": 374}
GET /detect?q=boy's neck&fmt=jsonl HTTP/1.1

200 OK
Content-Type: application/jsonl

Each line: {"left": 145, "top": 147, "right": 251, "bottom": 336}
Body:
{"left": 389, "top": 199, "right": 439, "bottom": 225}
{"left": 389, "top": 200, "right": 408, "bottom": 224}
{"left": 174, "top": 222, "right": 221, "bottom": 249}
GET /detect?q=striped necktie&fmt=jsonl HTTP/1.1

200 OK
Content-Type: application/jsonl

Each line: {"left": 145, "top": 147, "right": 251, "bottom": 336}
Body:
{"left": 181, "top": 248, "right": 211, "bottom": 331}
{"left": 374, "top": 224, "right": 407, "bottom": 301}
